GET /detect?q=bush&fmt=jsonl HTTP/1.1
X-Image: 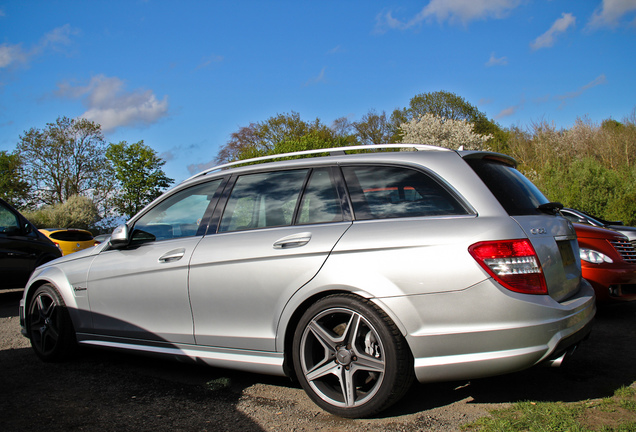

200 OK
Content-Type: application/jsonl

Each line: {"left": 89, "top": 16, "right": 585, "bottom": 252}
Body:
{"left": 24, "top": 195, "right": 99, "bottom": 229}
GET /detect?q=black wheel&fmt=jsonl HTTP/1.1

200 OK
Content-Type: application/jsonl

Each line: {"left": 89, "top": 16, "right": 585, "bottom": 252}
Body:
{"left": 292, "top": 294, "right": 414, "bottom": 418}
{"left": 27, "top": 283, "right": 76, "bottom": 362}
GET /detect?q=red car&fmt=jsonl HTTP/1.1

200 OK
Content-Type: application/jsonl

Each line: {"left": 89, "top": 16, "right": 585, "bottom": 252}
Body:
{"left": 574, "top": 223, "right": 636, "bottom": 302}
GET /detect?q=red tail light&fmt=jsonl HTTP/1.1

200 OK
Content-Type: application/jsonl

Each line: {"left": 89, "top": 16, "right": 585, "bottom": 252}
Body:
{"left": 468, "top": 239, "right": 548, "bottom": 295}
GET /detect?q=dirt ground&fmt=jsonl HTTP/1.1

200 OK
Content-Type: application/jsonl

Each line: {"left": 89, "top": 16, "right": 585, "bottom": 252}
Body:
{"left": 1, "top": 287, "right": 635, "bottom": 432}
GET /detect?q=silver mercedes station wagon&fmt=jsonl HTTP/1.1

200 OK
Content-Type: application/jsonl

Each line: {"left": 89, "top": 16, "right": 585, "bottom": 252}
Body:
{"left": 20, "top": 144, "right": 595, "bottom": 418}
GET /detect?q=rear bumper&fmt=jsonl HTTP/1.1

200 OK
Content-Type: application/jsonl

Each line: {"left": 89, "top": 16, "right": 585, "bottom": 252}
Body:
{"left": 377, "top": 278, "right": 596, "bottom": 383}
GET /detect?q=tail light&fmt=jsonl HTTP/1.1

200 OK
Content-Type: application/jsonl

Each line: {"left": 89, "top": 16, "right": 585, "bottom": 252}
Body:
{"left": 468, "top": 239, "right": 547, "bottom": 295}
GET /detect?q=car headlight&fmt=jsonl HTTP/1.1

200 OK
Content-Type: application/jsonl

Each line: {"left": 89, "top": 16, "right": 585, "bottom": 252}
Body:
{"left": 579, "top": 248, "right": 613, "bottom": 264}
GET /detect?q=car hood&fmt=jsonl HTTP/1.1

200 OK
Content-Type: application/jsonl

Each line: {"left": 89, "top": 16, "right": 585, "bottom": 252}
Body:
{"left": 37, "top": 242, "right": 105, "bottom": 268}
{"left": 573, "top": 223, "right": 627, "bottom": 240}
{"left": 607, "top": 225, "right": 636, "bottom": 241}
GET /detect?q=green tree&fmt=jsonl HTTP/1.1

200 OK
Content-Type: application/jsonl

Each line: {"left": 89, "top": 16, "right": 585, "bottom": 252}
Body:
{"left": 352, "top": 110, "right": 398, "bottom": 145}
{"left": 16, "top": 117, "right": 112, "bottom": 207}
{"left": 216, "top": 112, "right": 345, "bottom": 163}
{"left": 106, "top": 140, "right": 174, "bottom": 218}
{"left": 0, "top": 150, "right": 31, "bottom": 208}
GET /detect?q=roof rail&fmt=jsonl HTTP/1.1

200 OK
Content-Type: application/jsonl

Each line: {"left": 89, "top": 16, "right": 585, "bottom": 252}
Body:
{"left": 186, "top": 143, "right": 450, "bottom": 182}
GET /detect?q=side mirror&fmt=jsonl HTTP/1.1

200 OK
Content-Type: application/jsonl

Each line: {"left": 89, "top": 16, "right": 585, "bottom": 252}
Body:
{"left": 109, "top": 224, "right": 130, "bottom": 249}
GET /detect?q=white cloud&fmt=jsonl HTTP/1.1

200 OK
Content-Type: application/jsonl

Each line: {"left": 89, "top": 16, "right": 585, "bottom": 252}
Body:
{"left": 196, "top": 54, "right": 224, "bottom": 70}
{"left": 588, "top": 0, "right": 636, "bottom": 28}
{"left": 0, "top": 24, "right": 78, "bottom": 69}
{"left": 486, "top": 52, "right": 508, "bottom": 67}
{"left": 57, "top": 75, "right": 169, "bottom": 132}
{"left": 530, "top": 13, "right": 576, "bottom": 50}
{"left": 304, "top": 67, "right": 327, "bottom": 86}
{"left": 555, "top": 74, "right": 607, "bottom": 108}
{"left": 377, "top": 0, "right": 521, "bottom": 30}
{"left": 0, "top": 43, "right": 27, "bottom": 68}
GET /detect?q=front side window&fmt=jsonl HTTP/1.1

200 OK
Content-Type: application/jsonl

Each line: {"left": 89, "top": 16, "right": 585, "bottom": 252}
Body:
{"left": 219, "top": 169, "right": 309, "bottom": 232}
{"left": 0, "top": 203, "right": 20, "bottom": 235}
{"left": 132, "top": 180, "right": 223, "bottom": 242}
{"left": 342, "top": 165, "right": 469, "bottom": 220}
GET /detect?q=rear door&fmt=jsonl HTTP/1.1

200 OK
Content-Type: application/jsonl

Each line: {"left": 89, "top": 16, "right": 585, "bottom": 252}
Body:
{"left": 189, "top": 167, "right": 351, "bottom": 351}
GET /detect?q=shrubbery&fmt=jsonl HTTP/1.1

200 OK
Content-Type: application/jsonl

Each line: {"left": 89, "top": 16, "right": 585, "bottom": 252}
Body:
{"left": 508, "top": 115, "right": 636, "bottom": 225}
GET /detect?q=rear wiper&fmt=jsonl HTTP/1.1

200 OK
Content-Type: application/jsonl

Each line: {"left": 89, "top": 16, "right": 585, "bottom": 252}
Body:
{"left": 538, "top": 202, "right": 563, "bottom": 215}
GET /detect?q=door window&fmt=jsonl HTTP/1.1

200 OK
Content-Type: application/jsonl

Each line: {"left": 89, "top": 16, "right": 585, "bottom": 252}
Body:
{"left": 0, "top": 203, "right": 20, "bottom": 235}
{"left": 132, "top": 180, "right": 223, "bottom": 243}
{"left": 219, "top": 169, "right": 309, "bottom": 232}
{"left": 297, "top": 168, "right": 344, "bottom": 225}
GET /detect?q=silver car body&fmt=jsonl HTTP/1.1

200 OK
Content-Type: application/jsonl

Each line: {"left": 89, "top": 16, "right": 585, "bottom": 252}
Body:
{"left": 20, "top": 145, "right": 595, "bottom": 383}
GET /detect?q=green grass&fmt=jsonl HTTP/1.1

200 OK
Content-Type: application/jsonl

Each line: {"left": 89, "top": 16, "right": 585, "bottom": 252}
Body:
{"left": 463, "top": 386, "right": 636, "bottom": 432}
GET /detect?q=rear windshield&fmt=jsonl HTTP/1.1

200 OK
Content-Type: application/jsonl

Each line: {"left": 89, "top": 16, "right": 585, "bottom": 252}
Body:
{"left": 49, "top": 231, "right": 94, "bottom": 241}
{"left": 466, "top": 158, "right": 549, "bottom": 216}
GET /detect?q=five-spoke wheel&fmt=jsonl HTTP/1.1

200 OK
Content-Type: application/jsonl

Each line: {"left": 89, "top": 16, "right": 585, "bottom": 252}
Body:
{"left": 27, "top": 284, "right": 75, "bottom": 361}
{"left": 293, "top": 294, "right": 413, "bottom": 418}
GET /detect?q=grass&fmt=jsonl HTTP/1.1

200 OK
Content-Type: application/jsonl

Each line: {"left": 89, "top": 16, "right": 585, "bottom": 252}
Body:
{"left": 463, "top": 386, "right": 636, "bottom": 432}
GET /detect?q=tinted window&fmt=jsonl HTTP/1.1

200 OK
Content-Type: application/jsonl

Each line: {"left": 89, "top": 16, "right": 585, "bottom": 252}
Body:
{"left": 466, "top": 158, "right": 549, "bottom": 216}
{"left": 219, "top": 170, "right": 309, "bottom": 232}
{"left": 0, "top": 203, "right": 20, "bottom": 235}
{"left": 133, "top": 180, "right": 223, "bottom": 242}
{"left": 50, "top": 231, "right": 93, "bottom": 241}
{"left": 297, "top": 168, "right": 344, "bottom": 225}
{"left": 342, "top": 166, "right": 469, "bottom": 220}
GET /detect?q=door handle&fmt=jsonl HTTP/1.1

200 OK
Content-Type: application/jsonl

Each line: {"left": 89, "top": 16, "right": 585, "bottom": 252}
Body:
{"left": 158, "top": 248, "right": 185, "bottom": 263}
{"left": 273, "top": 232, "right": 312, "bottom": 249}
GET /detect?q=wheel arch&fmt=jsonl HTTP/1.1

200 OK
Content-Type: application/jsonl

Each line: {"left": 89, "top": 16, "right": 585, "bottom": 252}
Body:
{"left": 280, "top": 287, "right": 411, "bottom": 381}
{"left": 23, "top": 268, "right": 79, "bottom": 333}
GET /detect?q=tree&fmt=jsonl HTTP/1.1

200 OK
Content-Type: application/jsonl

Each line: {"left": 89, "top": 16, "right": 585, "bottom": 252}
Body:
{"left": 106, "top": 140, "right": 174, "bottom": 218}
{"left": 24, "top": 195, "right": 99, "bottom": 229}
{"left": 215, "top": 112, "right": 345, "bottom": 163}
{"left": 399, "top": 113, "right": 492, "bottom": 150}
{"left": 16, "top": 117, "right": 112, "bottom": 207}
{"left": 392, "top": 91, "right": 504, "bottom": 146}
{"left": 0, "top": 150, "right": 31, "bottom": 208}
{"left": 352, "top": 110, "right": 398, "bottom": 145}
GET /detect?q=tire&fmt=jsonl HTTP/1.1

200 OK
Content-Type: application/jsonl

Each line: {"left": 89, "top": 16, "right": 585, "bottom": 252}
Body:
{"left": 27, "top": 283, "right": 76, "bottom": 362}
{"left": 292, "top": 294, "right": 414, "bottom": 418}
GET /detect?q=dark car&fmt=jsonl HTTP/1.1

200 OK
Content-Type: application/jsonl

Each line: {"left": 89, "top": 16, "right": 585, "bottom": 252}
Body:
{"left": 574, "top": 223, "right": 636, "bottom": 302}
{"left": 0, "top": 198, "right": 62, "bottom": 289}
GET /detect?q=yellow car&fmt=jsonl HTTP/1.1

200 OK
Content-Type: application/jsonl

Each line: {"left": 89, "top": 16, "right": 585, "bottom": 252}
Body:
{"left": 39, "top": 228, "right": 95, "bottom": 256}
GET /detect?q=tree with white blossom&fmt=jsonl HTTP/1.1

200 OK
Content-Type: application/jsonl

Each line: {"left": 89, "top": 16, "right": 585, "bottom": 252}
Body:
{"left": 399, "top": 113, "right": 492, "bottom": 150}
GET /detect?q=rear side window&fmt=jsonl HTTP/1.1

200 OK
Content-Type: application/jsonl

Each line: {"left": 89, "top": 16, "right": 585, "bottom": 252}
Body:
{"left": 50, "top": 231, "right": 93, "bottom": 241}
{"left": 466, "top": 158, "right": 549, "bottom": 216}
{"left": 297, "top": 168, "right": 344, "bottom": 225}
{"left": 341, "top": 165, "right": 469, "bottom": 220}
{"left": 219, "top": 169, "right": 309, "bottom": 232}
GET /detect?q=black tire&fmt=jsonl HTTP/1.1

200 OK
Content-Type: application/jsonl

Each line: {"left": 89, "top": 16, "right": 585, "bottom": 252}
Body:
{"left": 292, "top": 294, "right": 414, "bottom": 418}
{"left": 27, "top": 283, "right": 76, "bottom": 362}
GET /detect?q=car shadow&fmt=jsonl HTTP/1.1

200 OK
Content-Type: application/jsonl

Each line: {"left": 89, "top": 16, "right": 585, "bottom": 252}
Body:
{"left": 380, "top": 301, "right": 636, "bottom": 417}
{"left": 0, "top": 289, "right": 23, "bottom": 319}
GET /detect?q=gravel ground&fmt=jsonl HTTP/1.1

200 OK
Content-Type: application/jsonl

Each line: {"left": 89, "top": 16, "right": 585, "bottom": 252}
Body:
{"left": 2, "top": 288, "right": 635, "bottom": 431}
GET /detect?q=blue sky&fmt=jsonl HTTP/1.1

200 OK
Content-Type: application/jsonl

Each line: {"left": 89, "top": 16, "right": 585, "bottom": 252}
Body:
{"left": 1, "top": 1, "right": 635, "bottom": 183}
